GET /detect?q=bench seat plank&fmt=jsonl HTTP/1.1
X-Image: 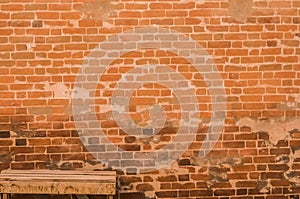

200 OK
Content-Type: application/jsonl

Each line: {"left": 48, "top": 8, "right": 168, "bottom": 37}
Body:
{"left": 0, "top": 170, "right": 116, "bottom": 195}
{"left": 0, "top": 181, "right": 115, "bottom": 195}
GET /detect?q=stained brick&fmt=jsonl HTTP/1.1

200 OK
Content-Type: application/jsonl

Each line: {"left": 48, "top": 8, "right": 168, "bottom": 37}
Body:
{"left": 119, "top": 192, "right": 145, "bottom": 199}
{"left": 15, "top": 139, "right": 27, "bottom": 146}
{"left": 0, "top": 131, "right": 10, "bottom": 138}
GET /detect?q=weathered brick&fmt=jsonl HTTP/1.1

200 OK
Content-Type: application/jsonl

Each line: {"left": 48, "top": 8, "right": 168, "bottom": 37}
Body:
{"left": 158, "top": 175, "right": 177, "bottom": 182}
{"left": 47, "top": 146, "right": 70, "bottom": 153}
{"left": 214, "top": 189, "right": 235, "bottom": 196}
{"left": 11, "top": 162, "right": 34, "bottom": 170}
{"left": 15, "top": 139, "right": 27, "bottom": 146}
{"left": 136, "top": 183, "right": 154, "bottom": 191}
{"left": 190, "top": 190, "right": 213, "bottom": 197}
{"left": 155, "top": 191, "right": 177, "bottom": 198}
{"left": 0, "top": 131, "right": 10, "bottom": 138}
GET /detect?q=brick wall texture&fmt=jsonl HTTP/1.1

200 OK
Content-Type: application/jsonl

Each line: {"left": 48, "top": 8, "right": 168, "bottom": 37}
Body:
{"left": 0, "top": 0, "right": 300, "bottom": 198}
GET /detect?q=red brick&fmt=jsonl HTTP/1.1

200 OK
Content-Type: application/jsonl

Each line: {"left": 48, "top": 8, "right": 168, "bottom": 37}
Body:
{"left": 11, "top": 12, "right": 34, "bottom": 19}
{"left": 11, "top": 162, "right": 34, "bottom": 170}
{"left": 11, "top": 147, "right": 34, "bottom": 154}
{"left": 1, "top": 4, "right": 24, "bottom": 11}
{"left": 236, "top": 181, "right": 257, "bottom": 187}
{"left": 28, "top": 138, "right": 51, "bottom": 146}
{"left": 49, "top": 4, "right": 71, "bottom": 10}
{"left": 47, "top": 146, "right": 70, "bottom": 153}
{"left": 27, "top": 154, "right": 49, "bottom": 161}
{"left": 12, "top": 52, "right": 34, "bottom": 59}
{"left": 36, "top": 12, "right": 59, "bottom": 19}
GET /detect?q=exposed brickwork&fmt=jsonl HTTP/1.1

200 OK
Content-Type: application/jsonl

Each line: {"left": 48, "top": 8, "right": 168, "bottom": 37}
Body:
{"left": 0, "top": 0, "right": 300, "bottom": 198}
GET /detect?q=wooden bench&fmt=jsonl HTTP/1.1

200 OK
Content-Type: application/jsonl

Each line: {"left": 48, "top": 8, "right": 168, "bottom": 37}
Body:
{"left": 0, "top": 170, "right": 116, "bottom": 199}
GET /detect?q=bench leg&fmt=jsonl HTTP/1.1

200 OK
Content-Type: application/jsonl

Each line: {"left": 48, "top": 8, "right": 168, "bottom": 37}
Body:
{"left": 108, "top": 196, "right": 113, "bottom": 199}
{"left": 0, "top": 194, "right": 11, "bottom": 199}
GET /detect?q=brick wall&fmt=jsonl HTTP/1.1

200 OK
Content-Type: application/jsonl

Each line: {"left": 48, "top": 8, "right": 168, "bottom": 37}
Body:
{"left": 0, "top": 0, "right": 300, "bottom": 198}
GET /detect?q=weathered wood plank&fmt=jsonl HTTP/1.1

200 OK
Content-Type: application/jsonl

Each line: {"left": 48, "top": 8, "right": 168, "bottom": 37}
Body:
{"left": 0, "top": 181, "right": 115, "bottom": 195}
{"left": 0, "top": 170, "right": 116, "bottom": 195}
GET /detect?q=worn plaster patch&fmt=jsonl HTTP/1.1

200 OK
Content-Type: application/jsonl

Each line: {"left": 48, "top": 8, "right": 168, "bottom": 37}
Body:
{"left": 191, "top": 156, "right": 242, "bottom": 187}
{"left": 46, "top": 160, "right": 74, "bottom": 170}
{"left": 257, "top": 180, "right": 271, "bottom": 194}
{"left": 289, "top": 150, "right": 300, "bottom": 185}
{"left": 285, "top": 168, "right": 300, "bottom": 187}
{"left": 236, "top": 117, "right": 297, "bottom": 145}
{"left": 294, "top": 95, "right": 300, "bottom": 103}
{"left": 228, "top": 0, "right": 253, "bottom": 23}
{"left": 45, "top": 82, "right": 71, "bottom": 99}
{"left": 191, "top": 156, "right": 242, "bottom": 167}
{"left": 82, "top": 0, "right": 114, "bottom": 20}
{"left": 83, "top": 159, "right": 107, "bottom": 170}
{"left": 237, "top": 117, "right": 300, "bottom": 186}
{"left": 277, "top": 102, "right": 299, "bottom": 110}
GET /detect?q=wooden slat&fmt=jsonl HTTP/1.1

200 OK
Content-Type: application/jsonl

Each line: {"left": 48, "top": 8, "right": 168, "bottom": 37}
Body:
{"left": 1, "top": 170, "right": 116, "bottom": 176}
{"left": 0, "top": 171, "right": 116, "bottom": 183}
{"left": 0, "top": 173, "right": 115, "bottom": 179}
{"left": 0, "top": 174, "right": 115, "bottom": 180}
{"left": 0, "top": 176, "right": 115, "bottom": 183}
